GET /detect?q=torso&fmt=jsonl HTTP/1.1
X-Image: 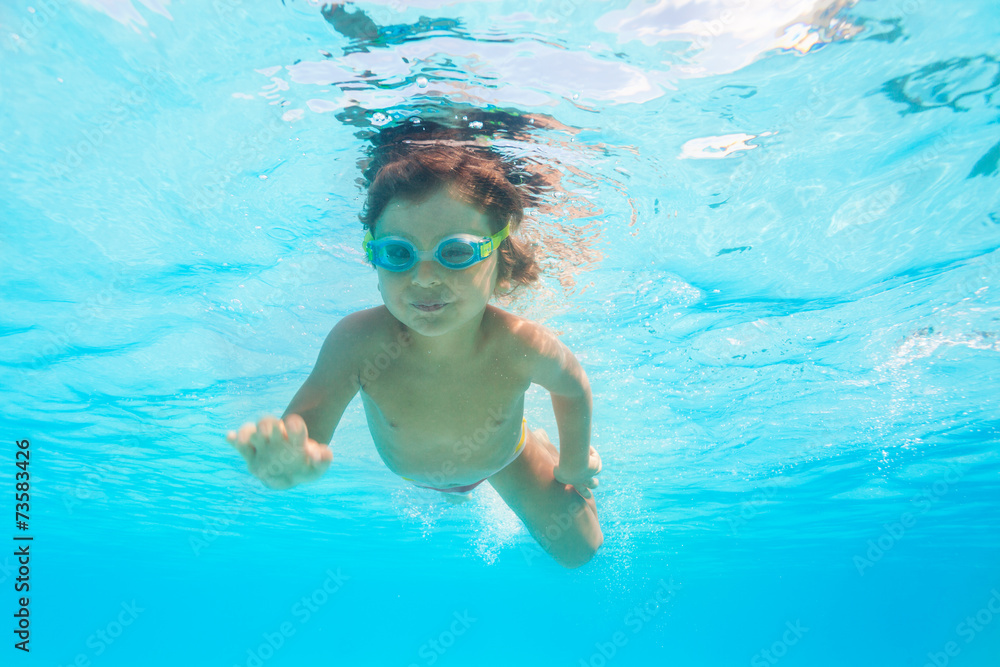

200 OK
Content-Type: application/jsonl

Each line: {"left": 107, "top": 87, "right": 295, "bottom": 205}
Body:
{"left": 356, "top": 305, "right": 533, "bottom": 487}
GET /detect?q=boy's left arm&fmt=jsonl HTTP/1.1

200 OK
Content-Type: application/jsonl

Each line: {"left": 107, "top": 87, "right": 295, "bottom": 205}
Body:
{"left": 528, "top": 327, "right": 601, "bottom": 498}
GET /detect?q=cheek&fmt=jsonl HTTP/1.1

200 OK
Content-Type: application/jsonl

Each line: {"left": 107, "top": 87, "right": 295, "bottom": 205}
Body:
{"left": 465, "top": 261, "right": 497, "bottom": 292}
{"left": 486, "top": 258, "right": 500, "bottom": 288}
{"left": 377, "top": 272, "right": 403, "bottom": 296}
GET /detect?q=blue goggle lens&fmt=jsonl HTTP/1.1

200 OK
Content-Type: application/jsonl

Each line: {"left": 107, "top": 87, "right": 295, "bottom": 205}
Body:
{"left": 383, "top": 243, "right": 414, "bottom": 267}
{"left": 438, "top": 239, "right": 476, "bottom": 265}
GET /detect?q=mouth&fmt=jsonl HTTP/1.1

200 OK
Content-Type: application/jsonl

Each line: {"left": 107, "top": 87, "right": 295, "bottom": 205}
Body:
{"left": 412, "top": 301, "right": 447, "bottom": 312}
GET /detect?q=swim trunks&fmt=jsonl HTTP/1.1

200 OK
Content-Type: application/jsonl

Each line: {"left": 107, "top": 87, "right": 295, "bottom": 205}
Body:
{"left": 402, "top": 419, "right": 527, "bottom": 494}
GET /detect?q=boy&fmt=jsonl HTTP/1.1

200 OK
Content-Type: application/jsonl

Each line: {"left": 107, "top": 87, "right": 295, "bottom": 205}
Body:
{"left": 228, "top": 142, "right": 603, "bottom": 568}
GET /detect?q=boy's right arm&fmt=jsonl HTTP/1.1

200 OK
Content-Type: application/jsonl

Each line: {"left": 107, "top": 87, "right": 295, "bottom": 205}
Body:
{"left": 227, "top": 313, "right": 365, "bottom": 490}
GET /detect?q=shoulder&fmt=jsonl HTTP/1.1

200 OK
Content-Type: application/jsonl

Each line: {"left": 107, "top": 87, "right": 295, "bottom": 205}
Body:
{"left": 316, "top": 307, "right": 397, "bottom": 373}
{"left": 484, "top": 305, "right": 564, "bottom": 376}
{"left": 331, "top": 306, "right": 405, "bottom": 335}
{"left": 486, "top": 306, "right": 589, "bottom": 394}
{"left": 332, "top": 306, "right": 393, "bottom": 336}
{"left": 325, "top": 307, "right": 379, "bottom": 347}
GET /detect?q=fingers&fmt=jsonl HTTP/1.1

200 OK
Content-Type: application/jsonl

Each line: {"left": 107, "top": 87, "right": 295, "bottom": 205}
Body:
{"left": 237, "top": 421, "right": 258, "bottom": 444}
{"left": 227, "top": 424, "right": 256, "bottom": 465}
{"left": 257, "top": 415, "right": 281, "bottom": 441}
{"left": 554, "top": 466, "right": 600, "bottom": 499}
{"left": 284, "top": 414, "right": 308, "bottom": 446}
{"left": 286, "top": 414, "right": 331, "bottom": 466}
{"left": 304, "top": 439, "right": 334, "bottom": 466}
{"left": 574, "top": 469, "right": 601, "bottom": 498}
{"left": 589, "top": 446, "right": 602, "bottom": 474}
{"left": 232, "top": 421, "right": 259, "bottom": 452}
{"left": 228, "top": 415, "right": 294, "bottom": 462}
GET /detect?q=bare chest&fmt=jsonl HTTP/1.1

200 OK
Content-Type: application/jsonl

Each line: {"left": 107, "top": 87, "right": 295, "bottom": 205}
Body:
{"left": 359, "top": 350, "right": 531, "bottom": 484}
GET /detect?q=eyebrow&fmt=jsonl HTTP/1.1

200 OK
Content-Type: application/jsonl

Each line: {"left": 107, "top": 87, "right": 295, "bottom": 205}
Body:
{"left": 374, "top": 229, "right": 488, "bottom": 244}
{"left": 374, "top": 228, "right": 416, "bottom": 241}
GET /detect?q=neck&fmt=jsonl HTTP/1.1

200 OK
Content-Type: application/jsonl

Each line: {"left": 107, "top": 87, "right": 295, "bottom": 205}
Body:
{"left": 406, "top": 307, "right": 489, "bottom": 362}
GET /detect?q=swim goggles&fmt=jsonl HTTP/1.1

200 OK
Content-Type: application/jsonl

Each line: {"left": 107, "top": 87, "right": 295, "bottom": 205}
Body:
{"left": 362, "top": 224, "right": 509, "bottom": 272}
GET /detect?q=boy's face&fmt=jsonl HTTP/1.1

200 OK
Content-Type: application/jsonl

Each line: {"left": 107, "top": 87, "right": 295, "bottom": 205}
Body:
{"left": 373, "top": 187, "right": 499, "bottom": 339}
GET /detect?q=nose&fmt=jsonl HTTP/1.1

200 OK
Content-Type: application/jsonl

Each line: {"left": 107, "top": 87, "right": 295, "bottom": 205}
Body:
{"left": 411, "top": 258, "right": 443, "bottom": 287}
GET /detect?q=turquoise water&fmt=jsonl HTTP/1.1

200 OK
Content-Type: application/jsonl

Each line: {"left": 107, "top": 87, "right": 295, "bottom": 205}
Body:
{"left": 2, "top": 0, "right": 999, "bottom": 664}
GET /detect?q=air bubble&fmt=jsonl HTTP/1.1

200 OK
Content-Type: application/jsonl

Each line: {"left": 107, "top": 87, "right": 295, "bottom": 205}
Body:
{"left": 416, "top": 76, "right": 428, "bottom": 88}
{"left": 370, "top": 112, "right": 390, "bottom": 127}
{"left": 469, "top": 120, "right": 483, "bottom": 129}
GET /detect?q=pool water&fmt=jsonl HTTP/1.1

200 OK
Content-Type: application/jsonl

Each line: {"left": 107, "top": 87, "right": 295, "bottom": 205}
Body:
{"left": 2, "top": 0, "right": 999, "bottom": 665}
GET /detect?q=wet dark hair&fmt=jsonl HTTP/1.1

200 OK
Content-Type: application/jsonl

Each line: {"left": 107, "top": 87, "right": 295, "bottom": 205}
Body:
{"left": 359, "top": 122, "right": 540, "bottom": 296}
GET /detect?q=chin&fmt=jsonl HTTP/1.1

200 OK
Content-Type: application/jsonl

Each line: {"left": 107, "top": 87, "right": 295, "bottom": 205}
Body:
{"left": 407, "top": 303, "right": 485, "bottom": 336}
{"left": 407, "top": 322, "right": 449, "bottom": 337}
{"left": 386, "top": 302, "right": 446, "bottom": 330}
